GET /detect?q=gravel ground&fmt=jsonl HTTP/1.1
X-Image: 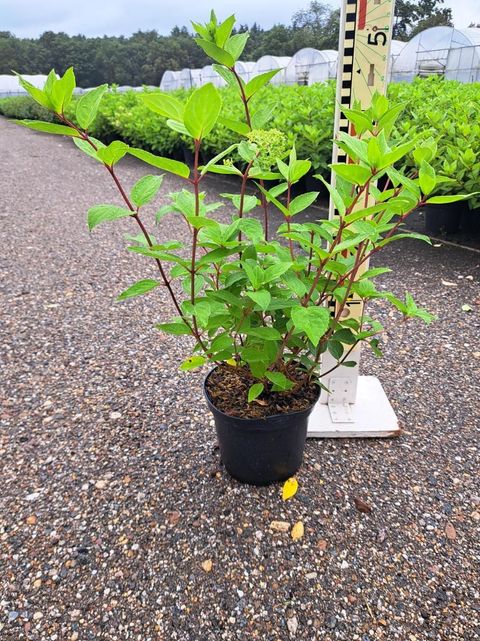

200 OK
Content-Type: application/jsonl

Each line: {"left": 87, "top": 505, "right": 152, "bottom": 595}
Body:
{"left": 1, "top": 116, "right": 479, "bottom": 641}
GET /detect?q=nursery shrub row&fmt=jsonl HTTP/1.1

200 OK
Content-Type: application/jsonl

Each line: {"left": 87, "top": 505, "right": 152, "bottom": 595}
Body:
{"left": 1, "top": 77, "right": 479, "bottom": 205}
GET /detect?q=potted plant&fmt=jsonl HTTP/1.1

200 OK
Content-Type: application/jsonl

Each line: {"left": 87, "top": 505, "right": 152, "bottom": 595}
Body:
{"left": 12, "top": 12, "right": 473, "bottom": 486}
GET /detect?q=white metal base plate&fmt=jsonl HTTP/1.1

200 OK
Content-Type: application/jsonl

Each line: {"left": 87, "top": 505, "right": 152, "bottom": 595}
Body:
{"left": 307, "top": 376, "right": 400, "bottom": 438}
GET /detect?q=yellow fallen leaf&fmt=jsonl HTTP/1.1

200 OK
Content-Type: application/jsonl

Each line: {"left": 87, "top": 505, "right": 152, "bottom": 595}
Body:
{"left": 282, "top": 477, "right": 298, "bottom": 501}
{"left": 291, "top": 520, "right": 304, "bottom": 541}
{"left": 226, "top": 359, "right": 237, "bottom": 366}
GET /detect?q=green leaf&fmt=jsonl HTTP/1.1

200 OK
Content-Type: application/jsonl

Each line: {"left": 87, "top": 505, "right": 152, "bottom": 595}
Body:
{"left": 333, "top": 328, "right": 357, "bottom": 344}
{"left": 96, "top": 140, "right": 129, "bottom": 166}
{"left": 289, "top": 159, "right": 311, "bottom": 183}
{"left": 330, "top": 163, "right": 372, "bottom": 186}
{"left": 184, "top": 84, "right": 222, "bottom": 140}
{"left": 245, "top": 69, "right": 281, "bottom": 99}
{"left": 204, "top": 163, "right": 243, "bottom": 176}
{"left": 191, "top": 21, "right": 209, "bottom": 39}
{"left": 215, "top": 14, "right": 236, "bottom": 47}
{"left": 87, "top": 204, "right": 132, "bottom": 231}
{"left": 73, "top": 136, "right": 106, "bottom": 161}
{"left": 243, "top": 261, "right": 263, "bottom": 289}
{"left": 314, "top": 174, "right": 346, "bottom": 216}
{"left": 246, "top": 290, "right": 271, "bottom": 311}
{"left": 236, "top": 218, "right": 263, "bottom": 243}
{"left": 183, "top": 300, "right": 211, "bottom": 326}
{"left": 418, "top": 160, "right": 436, "bottom": 196}
{"left": 200, "top": 143, "right": 238, "bottom": 176}
{"left": 291, "top": 306, "right": 330, "bottom": 346}
{"left": 50, "top": 67, "right": 76, "bottom": 112}
{"left": 217, "top": 116, "right": 250, "bottom": 135}
{"left": 336, "top": 132, "right": 368, "bottom": 163}
{"left": 185, "top": 216, "right": 220, "bottom": 230}
{"left": 156, "top": 321, "right": 192, "bottom": 335}
{"left": 377, "top": 103, "right": 405, "bottom": 135}
{"left": 43, "top": 69, "right": 57, "bottom": 98}
{"left": 128, "top": 148, "right": 190, "bottom": 179}
{"left": 141, "top": 93, "right": 184, "bottom": 121}
{"left": 225, "top": 32, "right": 249, "bottom": 60}
{"left": 289, "top": 192, "right": 319, "bottom": 215}
{"left": 256, "top": 182, "right": 289, "bottom": 216}
{"left": 359, "top": 267, "right": 392, "bottom": 279}
{"left": 76, "top": 84, "right": 108, "bottom": 129}
{"left": 180, "top": 355, "right": 207, "bottom": 371}
{"left": 166, "top": 119, "right": 191, "bottom": 136}
{"left": 327, "top": 340, "right": 344, "bottom": 360}
{"left": 426, "top": 194, "right": 476, "bottom": 204}
{"left": 13, "top": 119, "right": 80, "bottom": 137}
{"left": 265, "top": 371, "right": 293, "bottom": 391}
{"left": 251, "top": 104, "right": 275, "bottom": 129}
{"left": 263, "top": 262, "right": 292, "bottom": 283}
{"left": 117, "top": 279, "right": 160, "bottom": 300}
{"left": 367, "top": 137, "right": 382, "bottom": 168}
{"left": 247, "top": 326, "right": 282, "bottom": 340}
{"left": 248, "top": 383, "right": 264, "bottom": 403}
{"left": 282, "top": 271, "right": 307, "bottom": 297}
{"left": 14, "top": 73, "right": 53, "bottom": 110}
{"left": 130, "top": 175, "right": 163, "bottom": 207}
{"left": 212, "top": 64, "right": 236, "bottom": 86}
{"left": 341, "top": 107, "right": 372, "bottom": 134}
{"left": 196, "top": 39, "right": 235, "bottom": 66}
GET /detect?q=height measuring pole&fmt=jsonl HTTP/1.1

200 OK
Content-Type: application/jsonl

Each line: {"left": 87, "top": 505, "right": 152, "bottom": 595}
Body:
{"left": 308, "top": 0, "right": 399, "bottom": 438}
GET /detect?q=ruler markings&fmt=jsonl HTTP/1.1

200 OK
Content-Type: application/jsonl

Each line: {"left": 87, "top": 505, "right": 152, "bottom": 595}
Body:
{"left": 327, "top": 0, "right": 395, "bottom": 325}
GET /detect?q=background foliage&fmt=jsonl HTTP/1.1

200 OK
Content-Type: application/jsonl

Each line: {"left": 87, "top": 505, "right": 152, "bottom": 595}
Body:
{"left": 2, "top": 76, "right": 478, "bottom": 206}
{"left": 0, "top": 0, "right": 452, "bottom": 86}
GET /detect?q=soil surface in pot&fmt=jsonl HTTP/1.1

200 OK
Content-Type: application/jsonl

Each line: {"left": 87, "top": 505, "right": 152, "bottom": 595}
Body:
{"left": 205, "top": 364, "right": 319, "bottom": 419}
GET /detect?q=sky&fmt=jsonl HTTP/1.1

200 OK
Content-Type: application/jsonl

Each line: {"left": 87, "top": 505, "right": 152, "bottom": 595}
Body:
{"left": 1, "top": 0, "right": 478, "bottom": 38}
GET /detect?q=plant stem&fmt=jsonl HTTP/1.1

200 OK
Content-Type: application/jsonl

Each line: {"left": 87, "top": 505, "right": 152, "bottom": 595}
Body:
{"left": 59, "top": 114, "right": 210, "bottom": 352}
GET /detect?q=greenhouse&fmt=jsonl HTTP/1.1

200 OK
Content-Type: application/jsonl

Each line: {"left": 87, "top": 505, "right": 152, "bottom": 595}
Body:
{"left": 285, "top": 48, "right": 338, "bottom": 85}
{"left": 201, "top": 65, "right": 226, "bottom": 88}
{"left": 179, "top": 68, "right": 203, "bottom": 89}
{"left": 160, "top": 70, "right": 182, "bottom": 91}
{"left": 254, "top": 55, "right": 292, "bottom": 85}
{"left": 391, "top": 26, "right": 480, "bottom": 83}
{"left": 387, "top": 40, "right": 407, "bottom": 81}
{"left": 235, "top": 61, "right": 256, "bottom": 83}
{"left": 0, "top": 74, "right": 50, "bottom": 98}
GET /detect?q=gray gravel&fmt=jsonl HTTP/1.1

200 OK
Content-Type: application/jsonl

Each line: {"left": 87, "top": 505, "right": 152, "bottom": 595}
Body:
{"left": 1, "top": 116, "right": 480, "bottom": 641}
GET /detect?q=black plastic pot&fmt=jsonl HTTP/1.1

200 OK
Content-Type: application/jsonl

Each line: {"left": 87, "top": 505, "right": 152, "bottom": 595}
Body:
{"left": 424, "top": 202, "right": 467, "bottom": 235}
{"left": 204, "top": 370, "right": 318, "bottom": 486}
{"left": 461, "top": 207, "right": 480, "bottom": 235}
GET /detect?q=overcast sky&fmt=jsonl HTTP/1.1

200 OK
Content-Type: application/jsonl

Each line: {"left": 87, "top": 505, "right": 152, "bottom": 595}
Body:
{"left": 1, "top": 0, "right": 478, "bottom": 38}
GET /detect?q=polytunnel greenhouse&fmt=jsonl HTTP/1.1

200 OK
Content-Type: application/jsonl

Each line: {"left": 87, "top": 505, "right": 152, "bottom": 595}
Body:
{"left": 160, "top": 70, "right": 182, "bottom": 91}
{"left": 387, "top": 41, "right": 406, "bottom": 81}
{"left": 391, "top": 26, "right": 480, "bottom": 83}
{"left": 285, "top": 49, "right": 337, "bottom": 85}
{"left": 179, "top": 68, "right": 203, "bottom": 89}
{"left": 0, "top": 74, "right": 49, "bottom": 98}
{"left": 254, "top": 56, "right": 292, "bottom": 85}
{"left": 235, "top": 61, "right": 256, "bottom": 83}
{"left": 201, "top": 65, "right": 226, "bottom": 88}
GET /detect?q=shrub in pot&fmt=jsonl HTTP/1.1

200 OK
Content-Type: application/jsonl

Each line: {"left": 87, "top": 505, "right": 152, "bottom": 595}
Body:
{"left": 12, "top": 12, "right": 474, "bottom": 485}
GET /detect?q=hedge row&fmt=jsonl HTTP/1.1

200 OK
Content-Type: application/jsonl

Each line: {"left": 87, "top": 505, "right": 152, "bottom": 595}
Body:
{"left": 1, "top": 77, "right": 479, "bottom": 207}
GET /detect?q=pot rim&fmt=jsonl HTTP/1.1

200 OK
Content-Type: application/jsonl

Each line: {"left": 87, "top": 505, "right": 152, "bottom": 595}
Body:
{"left": 203, "top": 366, "right": 320, "bottom": 424}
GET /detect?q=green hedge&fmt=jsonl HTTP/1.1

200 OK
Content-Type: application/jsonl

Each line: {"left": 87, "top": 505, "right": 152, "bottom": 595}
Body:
{"left": 1, "top": 77, "right": 479, "bottom": 207}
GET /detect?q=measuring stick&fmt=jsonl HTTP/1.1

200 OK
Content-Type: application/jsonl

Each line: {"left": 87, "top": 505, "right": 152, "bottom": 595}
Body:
{"left": 316, "top": 0, "right": 396, "bottom": 417}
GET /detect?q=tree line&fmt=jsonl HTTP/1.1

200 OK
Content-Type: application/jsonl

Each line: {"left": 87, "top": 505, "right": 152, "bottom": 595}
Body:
{"left": 0, "top": 1, "right": 453, "bottom": 88}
